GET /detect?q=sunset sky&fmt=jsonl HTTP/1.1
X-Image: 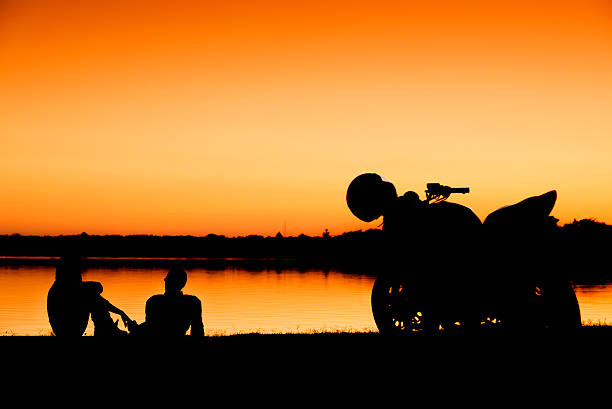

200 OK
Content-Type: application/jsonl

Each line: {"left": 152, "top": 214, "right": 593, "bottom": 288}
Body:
{"left": 1, "top": 0, "right": 610, "bottom": 236}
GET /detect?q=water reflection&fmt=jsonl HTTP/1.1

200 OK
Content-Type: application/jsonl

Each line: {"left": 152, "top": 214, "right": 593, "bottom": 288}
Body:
{"left": 574, "top": 283, "right": 612, "bottom": 326}
{"left": 0, "top": 264, "right": 378, "bottom": 335}
{"left": 0, "top": 263, "right": 610, "bottom": 335}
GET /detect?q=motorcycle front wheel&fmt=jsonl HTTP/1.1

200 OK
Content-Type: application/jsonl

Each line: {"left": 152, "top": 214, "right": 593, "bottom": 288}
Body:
{"left": 371, "top": 276, "right": 436, "bottom": 335}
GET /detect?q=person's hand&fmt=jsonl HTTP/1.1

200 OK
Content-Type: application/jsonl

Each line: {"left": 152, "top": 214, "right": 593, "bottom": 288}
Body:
{"left": 126, "top": 319, "right": 139, "bottom": 333}
{"left": 120, "top": 312, "right": 131, "bottom": 327}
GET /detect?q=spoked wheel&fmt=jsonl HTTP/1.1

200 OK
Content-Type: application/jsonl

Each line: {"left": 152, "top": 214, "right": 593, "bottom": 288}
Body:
{"left": 371, "top": 277, "right": 435, "bottom": 335}
{"left": 526, "top": 279, "right": 582, "bottom": 329}
{"left": 484, "top": 279, "right": 582, "bottom": 331}
{"left": 479, "top": 314, "right": 504, "bottom": 329}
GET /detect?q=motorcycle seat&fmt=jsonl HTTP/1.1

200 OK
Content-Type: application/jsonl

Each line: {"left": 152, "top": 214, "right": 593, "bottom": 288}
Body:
{"left": 483, "top": 190, "right": 557, "bottom": 229}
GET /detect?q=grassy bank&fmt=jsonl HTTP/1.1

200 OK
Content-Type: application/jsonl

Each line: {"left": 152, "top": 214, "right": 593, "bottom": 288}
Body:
{"left": 7, "top": 326, "right": 608, "bottom": 388}
{"left": 6, "top": 323, "right": 612, "bottom": 339}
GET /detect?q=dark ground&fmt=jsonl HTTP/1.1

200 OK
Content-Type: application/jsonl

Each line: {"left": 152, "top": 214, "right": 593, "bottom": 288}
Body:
{"left": 9, "top": 326, "right": 612, "bottom": 363}
{"left": 5, "top": 328, "right": 608, "bottom": 405}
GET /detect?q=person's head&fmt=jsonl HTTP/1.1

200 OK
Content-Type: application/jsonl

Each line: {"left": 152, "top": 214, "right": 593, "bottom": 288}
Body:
{"left": 55, "top": 255, "right": 83, "bottom": 284}
{"left": 164, "top": 266, "right": 187, "bottom": 293}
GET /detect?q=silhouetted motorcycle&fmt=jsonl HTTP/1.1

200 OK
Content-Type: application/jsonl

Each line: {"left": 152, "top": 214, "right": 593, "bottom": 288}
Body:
{"left": 346, "top": 173, "right": 581, "bottom": 334}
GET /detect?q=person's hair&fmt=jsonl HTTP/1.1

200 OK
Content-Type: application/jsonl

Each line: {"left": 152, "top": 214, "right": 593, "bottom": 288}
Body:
{"left": 165, "top": 266, "right": 187, "bottom": 290}
{"left": 55, "top": 255, "right": 83, "bottom": 283}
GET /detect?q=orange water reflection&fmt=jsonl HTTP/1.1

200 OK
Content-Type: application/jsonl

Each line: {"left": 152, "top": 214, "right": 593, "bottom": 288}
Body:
{"left": 0, "top": 264, "right": 609, "bottom": 335}
{"left": 574, "top": 284, "right": 612, "bottom": 326}
{"left": 0, "top": 265, "right": 378, "bottom": 335}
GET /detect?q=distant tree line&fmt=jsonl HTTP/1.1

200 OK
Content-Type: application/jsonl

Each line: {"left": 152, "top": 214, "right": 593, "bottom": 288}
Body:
{"left": 0, "top": 219, "right": 609, "bottom": 269}
{"left": 0, "top": 228, "right": 386, "bottom": 260}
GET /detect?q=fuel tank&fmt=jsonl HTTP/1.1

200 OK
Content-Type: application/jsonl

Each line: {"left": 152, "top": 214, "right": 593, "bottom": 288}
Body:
{"left": 382, "top": 199, "right": 482, "bottom": 239}
{"left": 381, "top": 198, "right": 483, "bottom": 272}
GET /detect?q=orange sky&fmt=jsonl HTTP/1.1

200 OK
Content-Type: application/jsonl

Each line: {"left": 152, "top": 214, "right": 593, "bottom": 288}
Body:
{"left": 0, "top": 0, "right": 611, "bottom": 236}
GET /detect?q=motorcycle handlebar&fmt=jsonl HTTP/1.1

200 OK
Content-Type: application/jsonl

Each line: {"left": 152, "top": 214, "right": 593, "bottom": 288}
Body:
{"left": 426, "top": 183, "right": 470, "bottom": 196}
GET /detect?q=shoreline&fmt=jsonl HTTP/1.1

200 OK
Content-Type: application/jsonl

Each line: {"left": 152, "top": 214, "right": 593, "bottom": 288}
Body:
{"left": 3, "top": 324, "right": 611, "bottom": 337}
{"left": 7, "top": 328, "right": 611, "bottom": 376}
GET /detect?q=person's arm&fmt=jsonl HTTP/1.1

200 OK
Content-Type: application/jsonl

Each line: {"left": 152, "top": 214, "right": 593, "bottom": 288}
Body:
{"left": 83, "top": 281, "right": 103, "bottom": 295}
{"left": 99, "top": 296, "right": 131, "bottom": 326}
{"left": 190, "top": 298, "right": 204, "bottom": 337}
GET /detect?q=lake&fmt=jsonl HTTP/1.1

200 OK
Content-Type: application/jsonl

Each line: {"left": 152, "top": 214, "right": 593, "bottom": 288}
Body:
{"left": 0, "top": 260, "right": 610, "bottom": 335}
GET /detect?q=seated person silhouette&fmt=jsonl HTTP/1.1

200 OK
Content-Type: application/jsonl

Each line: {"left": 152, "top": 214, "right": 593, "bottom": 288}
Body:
{"left": 47, "top": 256, "right": 131, "bottom": 336}
{"left": 127, "top": 267, "right": 204, "bottom": 337}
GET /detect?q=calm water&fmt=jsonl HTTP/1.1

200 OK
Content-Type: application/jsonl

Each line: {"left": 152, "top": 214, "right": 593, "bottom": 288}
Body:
{"left": 0, "top": 263, "right": 378, "bottom": 335}
{"left": 0, "top": 262, "right": 610, "bottom": 335}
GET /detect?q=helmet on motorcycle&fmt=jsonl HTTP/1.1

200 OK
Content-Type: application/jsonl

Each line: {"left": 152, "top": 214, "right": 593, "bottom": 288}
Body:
{"left": 346, "top": 173, "right": 397, "bottom": 222}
